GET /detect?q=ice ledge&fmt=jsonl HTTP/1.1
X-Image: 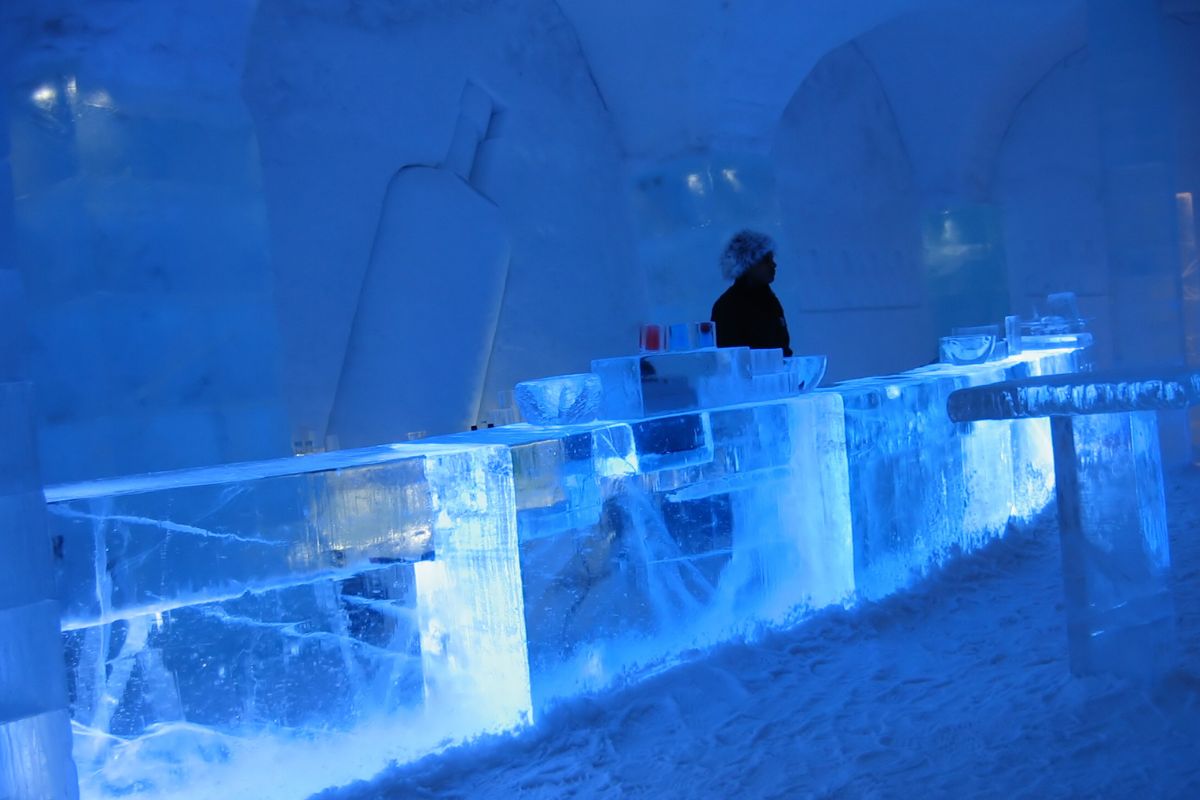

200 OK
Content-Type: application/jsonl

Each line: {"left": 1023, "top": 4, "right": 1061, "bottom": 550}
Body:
{"left": 947, "top": 367, "right": 1200, "bottom": 422}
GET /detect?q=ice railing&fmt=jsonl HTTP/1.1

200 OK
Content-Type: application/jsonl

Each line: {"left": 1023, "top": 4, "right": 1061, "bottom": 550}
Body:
{"left": 44, "top": 339, "right": 1090, "bottom": 799}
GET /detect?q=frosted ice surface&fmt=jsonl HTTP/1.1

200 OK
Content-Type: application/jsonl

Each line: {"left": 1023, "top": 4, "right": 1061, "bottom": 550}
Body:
{"left": 431, "top": 420, "right": 639, "bottom": 542}
{"left": 432, "top": 395, "right": 853, "bottom": 711}
{"left": 947, "top": 368, "right": 1200, "bottom": 422}
{"left": 946, "top": 362, "right": 1183, "bottom": 678}
{"left": 592, "top": 347, "right": 753, "bottom": 419}
{"left": 1055, "top": 411, "right": 1174, "bottom": 679}
{"left": 514, "top": 373, "right": 602, "bottom": 426}
{"left": 0, "top": 709, "right": 78, "bottom": 800}
{"left": 501, "top": 393, "right": 854, "bottom": 709}
{"left": 1, "top": 379, "right": 79, "bottom": 800}
{"left": 830, "top": 348, "right": 1079, "bottom": 599}
{"left": 45, "top": 442, "right": 531, "bottom": 797}
{"left": 591, "top": 347, "right": 830, "bottom": 417}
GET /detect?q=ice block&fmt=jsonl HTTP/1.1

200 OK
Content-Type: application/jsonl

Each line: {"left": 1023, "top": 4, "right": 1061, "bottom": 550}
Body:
{"left": 592, "top": 347, "right": 754, "bottom": 419}
{"left": 45, "top": 441, "right": 531, "bottom": 798}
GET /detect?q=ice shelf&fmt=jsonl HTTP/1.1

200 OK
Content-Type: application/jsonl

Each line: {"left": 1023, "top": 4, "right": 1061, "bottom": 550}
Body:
{"left": 33, "top": 344, "right": 1089, "bottom": 798}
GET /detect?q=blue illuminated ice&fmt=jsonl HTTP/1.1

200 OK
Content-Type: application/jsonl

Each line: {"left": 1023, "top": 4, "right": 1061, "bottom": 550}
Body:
{"left": 829, "top": 348, "right": 1083, "bottom": 600}
{"left": 431, "top": 391, "right": 854, "bottom": 710}
{"left": 1, "top": 277, "right": 79, "bottom": 800}
{"left": 590, "top": 347, "right": 827, "bottom": 420}
{"left": 46, "top": 442, "right": 530, "bottom": 799}
{"left": 32, "top": 340, "right": 1096, "bottom": 797}
{"left": 947, "top": 368, "right": 1200, "bottom": 420}
{"left": 947, "top": 366, "right": 1189, "bottom": 679}
{"left": 514, "top": 373, "right": 602, "bottom": 426}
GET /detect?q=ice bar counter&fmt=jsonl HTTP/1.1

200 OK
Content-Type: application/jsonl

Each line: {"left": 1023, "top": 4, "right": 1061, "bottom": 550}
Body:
{"left": 38, "top": 336, "right": 1097, "bottom": 798}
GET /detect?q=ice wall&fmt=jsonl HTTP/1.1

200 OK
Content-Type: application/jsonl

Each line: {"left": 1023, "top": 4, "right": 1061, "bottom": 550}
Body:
{"left": 2, "top": 0, "right": 290, "bottom": 483}
{"left": 993, "top": 50, "right": 1115, "bottom": 365}
{"left": 49, "top": 442, "right": 529, "bottom": 799}
{"left": 773, "top": 42, "right": 931, "bottom": 378}
{"left": 5, "top": 0, "right": 1197, "bottom": 477}
{"left": 242, "top": 0, "right": 644, "bottom": 445}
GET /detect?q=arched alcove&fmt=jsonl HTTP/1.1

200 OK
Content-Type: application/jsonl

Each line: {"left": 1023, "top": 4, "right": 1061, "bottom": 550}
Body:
{"left": 772, "top": 41, "right": 930, "bottom": 379}
{"left": 991, "top": 48, "right": 1114, "bottom": 365}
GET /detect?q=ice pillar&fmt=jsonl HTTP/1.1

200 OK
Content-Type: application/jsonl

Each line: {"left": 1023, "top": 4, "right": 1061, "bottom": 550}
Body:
{"left": 0, "top": 274, "right": 78, "bottom": 799}
{"left": 1088, "top": 0, "right": 1189, "bottom": 457}
{"left": 1051, "top": 411, "right": 1175, "bottom": 680}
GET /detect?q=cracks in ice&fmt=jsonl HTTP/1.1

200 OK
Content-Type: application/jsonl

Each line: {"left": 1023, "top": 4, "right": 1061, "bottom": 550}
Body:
{"left": 49, "top": 505, "right": 289, "bottom": 547}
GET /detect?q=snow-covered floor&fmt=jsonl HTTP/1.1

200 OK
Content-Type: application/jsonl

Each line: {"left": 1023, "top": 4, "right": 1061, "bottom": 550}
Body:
{"left": 324, "top": 466, "right": 1200, "bottom": 800}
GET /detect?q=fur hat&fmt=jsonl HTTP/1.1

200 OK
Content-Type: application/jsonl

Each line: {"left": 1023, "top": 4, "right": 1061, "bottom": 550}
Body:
{"left": 720, "top": 230, "right": 775, "bottom": 281}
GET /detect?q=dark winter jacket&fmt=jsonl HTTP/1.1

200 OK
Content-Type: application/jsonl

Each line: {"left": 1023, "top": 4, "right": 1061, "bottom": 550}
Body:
{"left": 710, "top": 278, "right": 792, "bottom": 356}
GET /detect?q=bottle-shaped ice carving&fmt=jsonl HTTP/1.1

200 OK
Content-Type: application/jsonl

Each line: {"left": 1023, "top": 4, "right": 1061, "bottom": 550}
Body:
{"left": 330, "top": 82, "right": 511, "bottom": 446}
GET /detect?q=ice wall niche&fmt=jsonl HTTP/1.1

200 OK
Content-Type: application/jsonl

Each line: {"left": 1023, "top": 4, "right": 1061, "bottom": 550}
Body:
{"left": 5, "top": 1, "right": 290, "bottom": 483}
{"left": 772, "top": 41, "right": 931, "bottom": 380}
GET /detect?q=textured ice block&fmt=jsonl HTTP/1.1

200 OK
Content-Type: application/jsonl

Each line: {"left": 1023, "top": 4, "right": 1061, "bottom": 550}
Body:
{"left": 479, "top": 394, "right": 854, "bottom": 710}
{"left": 46, "top": 442, "right": 531, "bottom": 798}
{"left": 831, "top": 347, "right": 1081, "bottom": 600}
{"left": 591, "top": 347, "right": 753, "bottom": 419}
{"left": 432, "top": 421, "right": 638, "bottom": 542}
{"left": 831, "top": 374, "right": 967, "bottom": 599}
{"left": 0, "top": 601, "right": 70, "bottom": 721}
{"left": 749, "top": 348, "right": 785, "bottom": 376}
{"left": 514, "top": 373, "right": 602, "bottom": 426}
{"left": 0, "top": 708, "right": 78, "bottom": 800}
{"left": 0, "top": 380, "right": 79, "bottom": 799}
{"left": 1053, "top": 412, "right": 1174, "bottom": 679}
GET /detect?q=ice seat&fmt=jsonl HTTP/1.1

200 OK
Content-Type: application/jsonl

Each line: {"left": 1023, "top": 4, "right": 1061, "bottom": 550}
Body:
{"left": 947, "top": 367, "right": 1199, "bottom": 680}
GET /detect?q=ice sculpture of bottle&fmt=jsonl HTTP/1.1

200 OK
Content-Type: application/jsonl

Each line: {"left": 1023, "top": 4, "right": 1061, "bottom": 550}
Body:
{"left": 330, "top": 82, "right": 510, "bottom": 446}
{"left": 0, "top": 271, "right": 79, "bottom": 799}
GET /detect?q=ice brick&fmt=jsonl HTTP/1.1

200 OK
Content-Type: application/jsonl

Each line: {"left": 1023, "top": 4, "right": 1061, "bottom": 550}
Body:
{"left": 831, "top": 374, "right": 967, "bottom": 599}
{"left": 49, "top": 442, "right": 531, "bottom": 797}
{"left": 0, "top": 601, "right": 70, "bottom": 722}
{"left": 0, "top": 708, "right": 77, "bottom": 800}
{"left": 514, "top": 373, "right": 602, "bottom": 426}
{"left": 507, "top": 393, "right": 853, "bottom": 709}
{"left": 1053, "top": 411, "right": 1174, "bottom": 679}
{"left": 592, "top": 347, "right": 753, "bottom": 419}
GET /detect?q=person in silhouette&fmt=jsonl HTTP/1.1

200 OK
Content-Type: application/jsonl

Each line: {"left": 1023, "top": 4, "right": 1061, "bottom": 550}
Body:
{"left": 710, "top": 230, "right": 792, "bottom": 356}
